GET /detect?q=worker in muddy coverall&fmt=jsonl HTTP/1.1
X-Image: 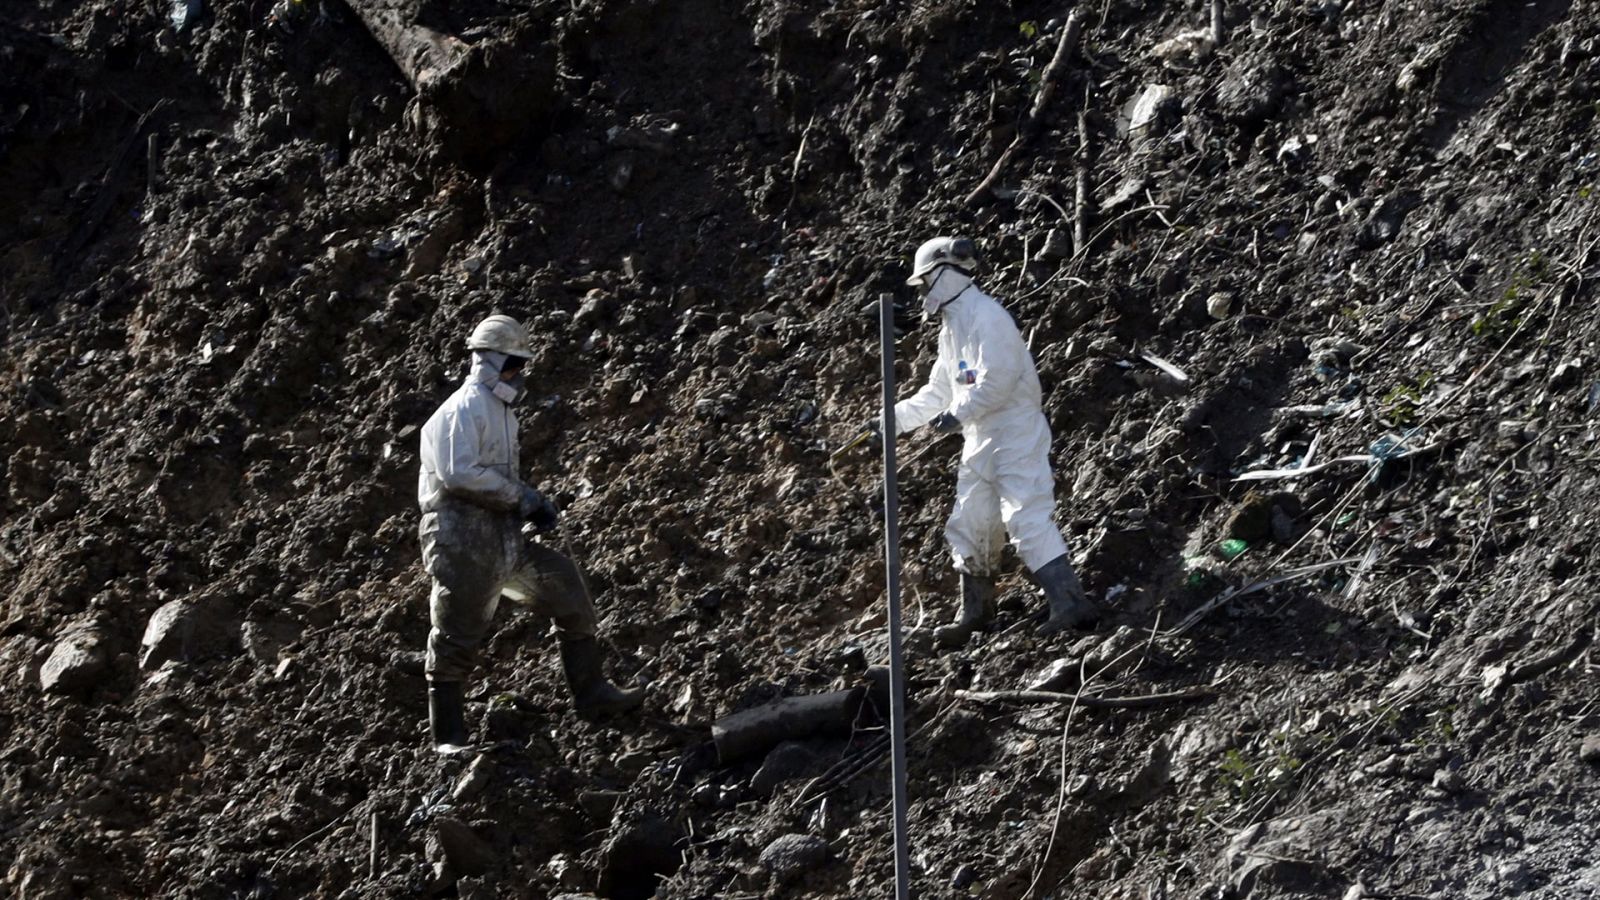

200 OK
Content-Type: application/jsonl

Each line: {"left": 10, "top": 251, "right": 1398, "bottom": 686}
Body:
{"left": 871, "top": 237, "right": 1098, "bottom": 647}
{"left": 419, "top": 314, "right": 642, "bottom": 753}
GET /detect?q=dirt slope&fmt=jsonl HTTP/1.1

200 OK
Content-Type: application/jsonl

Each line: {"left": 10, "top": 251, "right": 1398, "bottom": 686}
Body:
{"left": 2, "top": 0, "right": 1598, "bottom": 897}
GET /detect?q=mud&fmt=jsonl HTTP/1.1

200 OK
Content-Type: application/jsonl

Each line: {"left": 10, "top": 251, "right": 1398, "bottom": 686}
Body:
{"left": 2, "top": 0, "right": 1599, "bottom": 898}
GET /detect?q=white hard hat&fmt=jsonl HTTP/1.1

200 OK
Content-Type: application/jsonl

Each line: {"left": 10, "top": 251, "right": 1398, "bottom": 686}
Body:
{"left": 906, "top": 236, "right": 979, "bottom": 286}
{"left": 465, "top": 314, "right": 533, "bottom": 358}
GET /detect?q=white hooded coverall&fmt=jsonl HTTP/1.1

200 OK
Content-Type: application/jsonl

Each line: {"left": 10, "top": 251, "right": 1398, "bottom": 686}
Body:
{"left": 417, "top": 352, "right": 595, "bottom": 682}
{"left": 894, "top": 274, "right": 1071, "bottom": 576}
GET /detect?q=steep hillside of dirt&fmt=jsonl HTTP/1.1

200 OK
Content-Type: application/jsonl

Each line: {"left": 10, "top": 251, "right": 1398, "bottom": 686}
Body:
{"left": 2, "top": 0, "right": 1598, "bottom": 897}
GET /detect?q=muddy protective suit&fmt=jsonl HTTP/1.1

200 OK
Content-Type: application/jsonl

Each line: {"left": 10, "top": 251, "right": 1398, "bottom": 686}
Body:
{"left": 893, "top": 272, "right": 1071, "bottom": 575}
{"left": 418, "top": 352, "right": 595, "bottom": 683}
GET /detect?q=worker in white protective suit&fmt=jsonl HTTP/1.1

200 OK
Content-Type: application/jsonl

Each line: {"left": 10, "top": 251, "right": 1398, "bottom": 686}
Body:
{"left": 418, "top": 314, "right": 642, "bottom": 754}
{"left": 869, "top": 237, "right": 1097, "bottom": 647}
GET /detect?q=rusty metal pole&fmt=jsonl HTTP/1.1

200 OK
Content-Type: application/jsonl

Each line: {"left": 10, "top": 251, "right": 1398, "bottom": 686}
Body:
{"left": 877, "top": 293, "right": 912, "bottom": 900}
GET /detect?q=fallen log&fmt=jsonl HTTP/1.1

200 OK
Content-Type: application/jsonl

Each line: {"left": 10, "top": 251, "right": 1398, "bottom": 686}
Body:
{"left": 711, "top": 688, "right": 868, "bottom": 765}
{"left": 345, "top": 0, "right": 558, "bottom": 168}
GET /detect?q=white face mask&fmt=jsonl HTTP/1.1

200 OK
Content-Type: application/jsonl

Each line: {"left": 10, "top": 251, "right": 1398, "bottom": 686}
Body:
{"left": 921, "top": 267, "right": 975, "bottom": 319}
{"left": 920, "top": 268, "right": 948, "bottom": 318}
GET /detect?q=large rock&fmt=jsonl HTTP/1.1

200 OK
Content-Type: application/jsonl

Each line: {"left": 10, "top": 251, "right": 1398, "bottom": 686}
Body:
{"left": 598, "top": 815, "right": 681, "bottom": 897}
{"left": 429, "top": 817, "right": 498, "bottom": 877}
{"left": 40, "top": 625, "right": 110, "bottom": 694}
{"left": 760, "top": 833, "right": 829, "bottom": 883}
{"left": 1224, "top": 810, "right": 1345, "bottom": 897}
{"left": 752, "top": 741, "right": 819, "bottom": 797}
{"left": 140, "top": 598, "right": 240, "bottom": 670}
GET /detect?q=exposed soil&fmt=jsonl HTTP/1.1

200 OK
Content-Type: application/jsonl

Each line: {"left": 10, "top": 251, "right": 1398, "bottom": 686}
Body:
{"left": 3, "top": 0, "right": 1599, "bottom": 898}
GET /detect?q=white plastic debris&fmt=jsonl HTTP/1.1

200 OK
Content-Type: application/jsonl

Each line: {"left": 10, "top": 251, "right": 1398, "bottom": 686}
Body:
{"left": 1125, "top": 84, "right": 1174, "bottom": 133}
{"left": 1151, "top": 29, "right": 1215, "bottom": 65}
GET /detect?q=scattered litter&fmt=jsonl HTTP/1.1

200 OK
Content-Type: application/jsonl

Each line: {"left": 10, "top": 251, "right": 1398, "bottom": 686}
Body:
{"left": 1140, "top": 352, "right": 1190, "bottom": 384}
{"left": 1588, "top": 382, "right": 1600, "bottom": 414}
{"left": 369, "top": 237, "right": 403, "bottom": 260}
{"left": 1124, "top": 84, "right": 1174, "bottom": 134}
{"left": 405, "top": 785, "right": 454, "bottom": 829}
{"left": 1150, "top": 29, "right": 1215, "bottom": 65}
{"left": 1235, "top": 430, "right": 1434, "bottom": 483}
{"left": 1217, "top": 539, "right": 1249, "bottom": 561}
{"left": 1480, "top": 663, "right": 1509, "bottom": 699}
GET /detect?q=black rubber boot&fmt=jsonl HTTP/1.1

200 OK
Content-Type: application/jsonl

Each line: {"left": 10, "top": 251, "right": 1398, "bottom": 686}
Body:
{"left": 559, "top": 636, "right": 644, "bottom": 716}
{"left": 934, "top": 573, "right": 996, "bottom": 648}
{"left": 428, "top": 680, "right": 470, "bottom": 753}
{"left": 1035, "top": 555, "right": 1098, "bottom": 635}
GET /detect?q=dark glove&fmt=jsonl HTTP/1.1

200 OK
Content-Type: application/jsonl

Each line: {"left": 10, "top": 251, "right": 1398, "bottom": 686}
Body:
{"left": 518, "top": 486, "right": 560, "bottom": 532}
{"left": 931, "top": 411, "right": 962, "bottom": 434}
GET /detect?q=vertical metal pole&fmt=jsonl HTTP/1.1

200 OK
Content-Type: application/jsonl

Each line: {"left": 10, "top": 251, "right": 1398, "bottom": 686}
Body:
{"left": 878, "top": 293, "right": 912, "bottom": 900}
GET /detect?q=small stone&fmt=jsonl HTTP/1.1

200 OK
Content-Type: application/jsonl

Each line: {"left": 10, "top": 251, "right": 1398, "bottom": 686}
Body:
{"left": 760, "top": 833, "right": 829, "bottom": 882}
{"left": 952, "top": 863, "right": 978, "bottom": 889}
{"left": 1033, "top": 228, "right": 1071, "bottom": 261}
{"left": 614, "top": 751, "right": 651, "bottom": 777}
{"left": 1431, "top": 769, "right": 1465, "bottom": 793}
{"left": 1027, "top": 658, "right": 1082, "bottom": 693}
{"left": 578, "top": 789, "right": 625, "bottom": 821}
{"left": 1270, "top": 505, "right": 1298, "bottom": 545}
{"left": 140, "top": 598, "right": 239, "bottom": 670}
{"left": 1579, "top": 735, "right": 1600, "bottom": 764}
{"left": 1206, "top": 292, "right": 1234, "bottom": 320}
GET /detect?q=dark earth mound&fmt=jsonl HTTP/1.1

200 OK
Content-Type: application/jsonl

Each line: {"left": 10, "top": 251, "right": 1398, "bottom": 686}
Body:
{"left": 2, "top": 0, "right": 1598, "bottom": 897}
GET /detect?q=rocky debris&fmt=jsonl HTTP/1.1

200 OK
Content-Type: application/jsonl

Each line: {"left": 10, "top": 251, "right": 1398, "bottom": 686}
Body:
{"left": 1026, "top": 657, "right": 1083, "bottom": 692}
{"left": 429, "top": 817, "right": 498, "bottom": 878}
{"left": 39, "top": 624, "right": 110, "bottom": 695}
{"left": 452, "top": 755, "right": 494, "bottom": 802}
{"left": 759, "top": 833, "right": 829, "bottom": 883}
{"left": 751, "top": 740, "right": 818, "bottom": 796}
{"left": 240, "top": 617, "right": 302, "bottom": 666}
{"left": 1224, "top": 811, "right": 1345, "bottom": 897}
{"left": 5, "top": 0, "right": 1600, "bottom": 897}
{"left": 1216, "top": 54, "right": 1287, "bottom": 125}
{"left": 139, "top": 598, "right": 240, "bottom": 670}
{"left": 1083, "top": 626, "right": 1145, "bottom": 680}
{"left": 598, "top": 815, "right": 682, "bottom": 897}
{"left": 1151, "top": 29, "right": 1215, "bottom": 66}
{"left": 1355, "top": 193, "right": 1422, "bottom": 250}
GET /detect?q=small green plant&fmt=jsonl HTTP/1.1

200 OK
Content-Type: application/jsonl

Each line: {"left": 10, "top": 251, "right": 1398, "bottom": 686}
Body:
{"left": 1380, "top": 371, "right": 1435, "bottom": 424}
{"left": 1472, "top": 249, "right": 1550, "bottom": 339}
{"left": 1218, "top": 748, "right": 1258, "bottom": 802}
{"left": 1580, "top": 185, "right": 1594, "bottom": 200}
{"left": 1422, "top": 704, "right": 1458, "bottom": 746}
{"left": 1019, "top": 20, "right": 1039, "bottom": 38}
